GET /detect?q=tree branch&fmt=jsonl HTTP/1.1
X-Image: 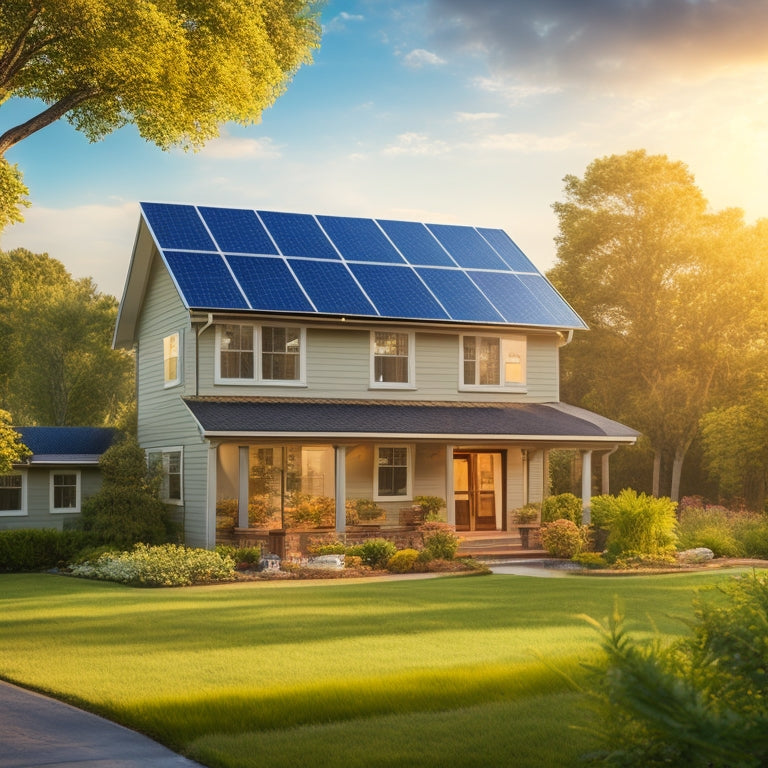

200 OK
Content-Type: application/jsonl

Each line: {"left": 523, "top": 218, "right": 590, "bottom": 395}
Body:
{"left": 0, "top": 86, "right": 100, "bottom": 154}
{"left": 0, "top": 4, "right": 43, "bottom": 88}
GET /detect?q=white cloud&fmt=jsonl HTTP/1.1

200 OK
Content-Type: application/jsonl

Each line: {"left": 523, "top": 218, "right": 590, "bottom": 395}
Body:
{"left": 455, "top": 111, "right": 501, "bottom": 122}
{"left": 472, "top": 76, "right": 561, "bottom": 101}
{"left": 403, "top": 48, "right": 447, "bottom": 68}
{"left": 474, "top": 131, "right": 581, "bottom": 153}
{"left": 324, "top": 11, "right": 365, "bottom": 33}
{"left": 382, "top": 132, "right": 451, "bottom": 156}
{"left": 196, "top": 134, "right": 281, "bottom": 160}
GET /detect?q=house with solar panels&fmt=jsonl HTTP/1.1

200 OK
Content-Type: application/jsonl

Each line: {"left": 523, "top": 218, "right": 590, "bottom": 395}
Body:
{"left": 113, "top": 202, "right": 638, "bottom": 552}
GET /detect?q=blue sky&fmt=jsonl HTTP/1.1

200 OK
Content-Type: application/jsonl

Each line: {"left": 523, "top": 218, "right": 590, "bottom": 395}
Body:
{"left": 2, "top": 0, "right": 768, "bottom": 298}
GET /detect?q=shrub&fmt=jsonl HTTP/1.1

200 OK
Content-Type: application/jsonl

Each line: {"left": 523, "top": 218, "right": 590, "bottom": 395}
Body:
{"left": 572, "top": 551, "right": 608, "bottom": 569}
{"left": 541, "top": 492, "right": 582, "bottom": 524}
{"left": 511, "top": 502, "right": 540, "bottom": 524}
{"left": 0, "top": 529, "right": 96, "bottom": 571}
{"left": 413, "top": 495, "right": 445, "bottom": 521}
{"left": 215, "top": 544, "right": 261, "bottom": 567}
{"left": 590, "top": 493, "right": 620, "bottom": 530}
{"left": 386, "top": 548, "right": 419, "bottom": 573}
{"left": 285, "top": 492, "right": 335, "bottom": 527}
{"left": 602, "top": 489, "right": 677, "bottom": 563}
{"left": 311, "top": 541, "right": 348, "bottom": 555}
{"left": 733, "top": 515, "right": 768, "bottom": 559}
{"left": 419, "top": 521, "right": 459, "bottom": 560}
{"left": 539, "top": 519, "right": 585, "bottom": 558}
{"left": 71, "top": 543, "right": 236, "bottom": 586}
{"left": 585, "top": 572, "right": 768, "bottom": 766}
{"left": 345, "top": 498, "right": 385, "bottom": 525}
{"left": 677, "top": 503, "right": 741, "bottom": 557}
{"left": 354, "top": 538, "right": 397, "bottom": 569}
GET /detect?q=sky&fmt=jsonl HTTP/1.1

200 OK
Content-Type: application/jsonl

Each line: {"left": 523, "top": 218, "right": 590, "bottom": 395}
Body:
{"left": 2, "top": 0, "right": 768, "bottom": 299}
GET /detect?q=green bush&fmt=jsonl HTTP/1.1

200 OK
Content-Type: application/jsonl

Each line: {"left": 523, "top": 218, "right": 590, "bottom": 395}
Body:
{"left": 733, "top": 515, "right": 768, "bottom": 559}
{"left": 539, "top": 519, "right": 585, "bottom": 558}
{"left": 413, "top": 495, "right": 445, "bottom": 521}
{"left": 0, "top": 528, "right": 96, "bottom": 571}
{"left": 386, "top": 548, "right": 419, "bottom": 573}
{"left": 677, "top": 503, "right": 741, "bottom": 557}
{"left": 285, "top": 492, "right": 335, "bottom": 527}
{"left": 590, "top": 493, "right": 620, "bottom": 529}
{"left": 601, "top": 489, "right": 678, "bottom": 563}
{"left": 70, "top": 543, "right": 237, "bottom": 586}
{"left": 354, "top": 538, "right": 397, "bottom": 569}
{"left": 571, "top": 551, "right": 608, "bottom": 569}
{"left": 419, "top": 521, "right": 459, "bottom": 560}
{"left": 215, "top": 544, "right": 261, "bottom": 566}
{"left": 585, "top": 572, "right": 768, "bottom": 766}
{"left": 311, "top": 541, "right": 348, "bottom": 555}
{"left": 541, "top": 492, "right": 582, "bottom": 524}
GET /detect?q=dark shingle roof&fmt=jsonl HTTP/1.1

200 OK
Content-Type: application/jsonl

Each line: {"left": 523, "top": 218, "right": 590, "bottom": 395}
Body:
{"left": 182, "top": 398, "right": 638, "bottom": 442}
{"left": 16, "top": 427, "right": 118, "bottom": 465}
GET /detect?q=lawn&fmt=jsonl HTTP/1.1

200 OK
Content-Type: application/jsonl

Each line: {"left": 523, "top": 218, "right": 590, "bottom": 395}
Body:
{"left": 0, "top": 569, "right": 755, "bottom": 768}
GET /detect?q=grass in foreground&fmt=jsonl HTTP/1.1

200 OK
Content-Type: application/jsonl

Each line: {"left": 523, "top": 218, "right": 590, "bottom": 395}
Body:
{"left": 0, "top": 569, "right": 755, "bottom": 768}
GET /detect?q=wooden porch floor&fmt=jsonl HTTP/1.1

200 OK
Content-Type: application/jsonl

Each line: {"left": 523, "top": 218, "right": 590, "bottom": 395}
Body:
{"left": 456, "top": 530, "right": 548, "bottom": 559}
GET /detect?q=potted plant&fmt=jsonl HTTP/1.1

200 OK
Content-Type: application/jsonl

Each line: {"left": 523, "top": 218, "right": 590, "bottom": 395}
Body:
{"left": 511, "top": 503, "right": 540, "bottom": 549}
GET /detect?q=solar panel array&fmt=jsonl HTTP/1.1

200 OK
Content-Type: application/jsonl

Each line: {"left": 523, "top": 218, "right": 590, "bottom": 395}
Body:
{"left": 140, "top": 202, "right": 585, "bottom": 328}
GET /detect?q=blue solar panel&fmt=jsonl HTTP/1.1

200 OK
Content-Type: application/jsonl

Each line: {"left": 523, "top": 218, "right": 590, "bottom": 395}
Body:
{"left": 226, "top": 255, "right": 314, "bottom": 313}
{"left": 477, "top": 228, "right": 537, "bottom": 272}
{"left": 377, "top": 220, "right": 456, "bottom": 267}
{"left": 349, "top": 264, "right": 449, "bottom": 320}
{"left": 467, "top": 271, "right": 560, "bottom": 326}
{"left": 317, "top": 216, "right": 405, "bottom": 263}
{"left": 163, "top": 252, "right": 249, "bottom": 309}
{"left": 200, "top": 207, "right": 278, "bottom": 255}
{"left": 287, "top": 259, "right": 376, "bottom": 316}
{"left": 427, "top": 224, "right": 509, "bottom": 270}
{"left": 258, "top": 211, "right": 341, "bottom": 260}
{"left": 416, "top": 268, "right": 504, "bottom": 323}
{"left": 518, "top": 274, "right": 585, "bottom": 327}
{"left": 141, "top": 203, "right": 216, "bottom": 251}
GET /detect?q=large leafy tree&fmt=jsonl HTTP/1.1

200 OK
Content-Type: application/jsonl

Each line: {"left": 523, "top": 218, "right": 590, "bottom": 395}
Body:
{"left": 0, "top": 248, "right": 134, "bottom": 425}
{"left": 549, "top": 150, "right": 767, "bottom": 501}
{"left": 0, "top": 0, "right": 321, "bottom": 226}
{"left": 0, "top": 408, "right": 30, "bottom": 473}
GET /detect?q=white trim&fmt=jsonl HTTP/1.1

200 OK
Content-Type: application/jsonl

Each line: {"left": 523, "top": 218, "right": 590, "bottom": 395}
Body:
{"left": 49, "top": 469, "right": 81, "bottom": 514}
{"left": 370, "top": 330, "right": 416, "bottom": 389}
{"left": 459, "top": 333, "right": 527, "bottom": 392}
{"left": 0, "top": 470, "right": 27, "bottom": 516}
{"left": 373, "top": 443, "right": 413, "bottom": 501}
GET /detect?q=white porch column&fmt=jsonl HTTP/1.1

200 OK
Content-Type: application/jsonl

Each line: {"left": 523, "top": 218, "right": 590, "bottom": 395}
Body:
{"left": 206, "top": 442, "right": 218, "bottom": 549}
{"left": 581, "top": 449, "right": 593, "bottom": 524}
{"left": 334, "top": 445, "right": 347, "bottom": 533}
{"left": 445, "top": 444, "right": 455, "bottom": 526}
{"left": 238, "top": 446, "right": 250, "bottom": 529}
{"left": 521, "top": 449, "right": 529, "bottom": 505}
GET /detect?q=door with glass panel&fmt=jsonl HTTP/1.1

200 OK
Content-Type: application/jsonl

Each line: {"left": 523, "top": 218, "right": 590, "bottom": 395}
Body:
{"left": 453, "top": 452, "right": 503, "bottom": 531}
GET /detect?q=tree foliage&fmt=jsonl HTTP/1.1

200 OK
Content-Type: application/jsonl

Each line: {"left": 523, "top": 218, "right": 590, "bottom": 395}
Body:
{"left": 549, "top": 150, "right": 768, "bottom": 500}
{"left": 0, "top": 247, "right": 134, "bottom": 425}
{"left": 0, "top": 408, "right": 29, "bottom": 473}
{"left": 0, "top": 0, "right": 321, "bottom": 224}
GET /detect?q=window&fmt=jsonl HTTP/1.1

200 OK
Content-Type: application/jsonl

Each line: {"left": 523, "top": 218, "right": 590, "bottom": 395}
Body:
{"left": 218, "top": 324, "right": 255, "bottom": 381}
{"left": 50, "top": 471, "right": 80, "bottom": 513}
{"left": 461, "top": 335, "right": 526, "bottom": 390}
{"left": 371, "top": 331, "right": 414, "bottom": 387}
{"left": 375, "top": 445, "right": 412, "bottom": 500}
{"left": 0, "top": 473, "right": 25, "bottom": 516}
{"left": 163, "top": 332, "right": 181, "bottom": 386}
{"left": 216, "top": 324, "right": 304, "bottom": 384}
{"left": 148, "top": 448, "right": 183, "bottom": 504}
{"left": 262, "top": 326, "right": 301, "bottom": 381}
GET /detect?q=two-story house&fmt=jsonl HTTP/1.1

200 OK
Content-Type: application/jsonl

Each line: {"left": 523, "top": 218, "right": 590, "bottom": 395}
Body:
{"left": 114, "top": 203, "right": 637, "bottom": 551}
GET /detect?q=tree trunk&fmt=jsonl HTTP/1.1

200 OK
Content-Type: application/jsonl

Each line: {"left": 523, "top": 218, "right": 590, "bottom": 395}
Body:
{"left": 670, "top": 443, "right": 689, "bottom": 503}
{"left": 652, "top": 450, "right": 661, "bottom": 497}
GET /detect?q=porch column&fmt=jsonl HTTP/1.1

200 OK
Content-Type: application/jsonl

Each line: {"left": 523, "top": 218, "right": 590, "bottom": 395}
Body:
{"left": 521, "top": 449, "right": 529, "bottom": 505}
{"left": 445, "top": 444, "right": 455, "bottom": 526}
{"left": 206, "top": 442, "right": 218, "bottom": 549}
{"left": 581, "top": 449, "right": 593, "bottom": 524}
{"left": 601, "top": 448, "right": 617, "bottom": 495}
{"left": 334, "top": 445, "right": 347, "bottom": 533}
{"left": 238, "top": 446, "right": 249, "bottom": 529}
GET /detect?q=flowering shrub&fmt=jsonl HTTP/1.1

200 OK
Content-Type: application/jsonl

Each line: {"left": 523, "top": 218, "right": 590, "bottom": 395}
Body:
{"left": 419, "top": 521, "right": 459, "bottom": 560}
{"left": 70, "top": 543, "right": 236, "bottom": 587}
{"left": 540, "top": 519, "right": 586, "bottom": 558}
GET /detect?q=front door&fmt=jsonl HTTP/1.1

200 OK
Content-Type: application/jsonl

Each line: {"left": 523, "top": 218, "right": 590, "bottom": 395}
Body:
{"left": 453, "top": 452, "right": 503, "bottom": 531}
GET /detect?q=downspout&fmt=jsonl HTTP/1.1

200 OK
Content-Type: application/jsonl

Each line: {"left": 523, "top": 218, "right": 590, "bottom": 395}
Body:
{"left": 195, "top": 313, "right": 214, "bottom": 397}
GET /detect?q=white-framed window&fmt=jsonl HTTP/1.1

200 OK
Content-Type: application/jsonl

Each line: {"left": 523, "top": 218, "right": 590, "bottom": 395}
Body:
{"left": 50, "top": 470, "right": 81, "bottom": 513}
{"left": 163, "top": 332, "right": 181, "bottom": 387}
{"left": 0, "top": 472, "right": 26, "bottom": 516}
{"left": 148, "top": 447, "right": 183, "bottom": 505}
{"left": 460, "top": 335, "right": 526, "bottom": 391}
{"left": 215, "top": 324, "right": 305, "bottom": 385}
{"left": 374, "top": 445, "right": 412, "bottom": 501}
{"left": 370, "top": 331, "right": 414, "bottom": 388}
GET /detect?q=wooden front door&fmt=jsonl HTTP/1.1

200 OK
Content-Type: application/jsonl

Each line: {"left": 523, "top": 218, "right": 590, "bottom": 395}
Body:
{"left": 453, "top": 452, "right": 503, "bottom": 531}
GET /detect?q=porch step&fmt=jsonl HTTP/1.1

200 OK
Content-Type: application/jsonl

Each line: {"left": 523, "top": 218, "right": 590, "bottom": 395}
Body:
{"left": 456, "top": 532, "right": 546, "bottom": 559}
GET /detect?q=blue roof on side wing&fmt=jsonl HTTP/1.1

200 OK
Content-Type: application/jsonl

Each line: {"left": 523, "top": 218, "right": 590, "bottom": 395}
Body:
{"left": 138, "top": 202, "right": 586, "bottom": 330}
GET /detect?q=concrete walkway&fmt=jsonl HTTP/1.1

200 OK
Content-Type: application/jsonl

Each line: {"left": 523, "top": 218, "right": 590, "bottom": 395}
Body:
{"left": 0, "top": 680, "right": 205, "bottom": 768}
{"left": 488, "top": 558, "right": 582, "bottom": 577}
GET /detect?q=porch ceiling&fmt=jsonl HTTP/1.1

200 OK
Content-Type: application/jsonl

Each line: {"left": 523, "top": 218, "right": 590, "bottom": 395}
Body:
{"left": 182, "top": 397, "right": 639, "bottom": 444}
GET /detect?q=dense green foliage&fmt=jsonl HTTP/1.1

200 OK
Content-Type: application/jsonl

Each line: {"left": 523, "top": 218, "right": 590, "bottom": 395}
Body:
{"left": 386, "top": 548, "right": 420, "bottom": 573}
{"left": 541, "top": 492, "right": 582, "bottom": 523}
{"left": 540, "top": 519, "right": 585, "bottom": 558}
{"left": 0, "top": 0, "right": 320, "bottom": 225}
{"left": 348, "top": 537, "right": 398, "bottom": 569}
{"left": 0, "top": 528, "right": 95, "bottom": 571}
{"left": 0, "top": 408, "right": 29, "bottom": 473}
{"left": 585, "top": 572, "right": 768, "bottom": 766}
{"left": 79, "top": 437, "right": 176, "bottom": 548}
{"left": 0, "top": 248, "right": 133, "bottom": 425}
{"left": 419, "top": 521, "right": 460, "bottom": 560}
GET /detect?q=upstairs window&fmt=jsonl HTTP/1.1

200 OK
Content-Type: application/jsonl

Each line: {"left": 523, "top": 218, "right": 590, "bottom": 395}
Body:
{"left": 218, "top": 324, "right": 255, "bottom": 381}
{"left": 163, "top": 332, "right": 181, "bottom": 387}
{"left": 216, "top": 324, "right": 304, "bottom": 385}
{"left": 371, "top": 331, "right": 413, "bottom": 388}
{"left": 262, "top": 326, "right": 302, "bottom": 382}
{"left": 461, "top": 335, "right": 526, "bottom": 390}
{"left": 50, "top": 471, "right": 80, "bottom": 513}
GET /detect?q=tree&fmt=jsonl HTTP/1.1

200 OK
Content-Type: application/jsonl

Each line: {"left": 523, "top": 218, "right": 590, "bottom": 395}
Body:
{"left": 549, "top": 150, "right": 768, "bottom": 501}
{"left": 0, "top": 409, "right": 29, "bottom": 473}
{"left": 0, "top": 248, "right": 134, "bottom": 425}
{"left": 0, "top": 0, "right": 321, "bottom": 225}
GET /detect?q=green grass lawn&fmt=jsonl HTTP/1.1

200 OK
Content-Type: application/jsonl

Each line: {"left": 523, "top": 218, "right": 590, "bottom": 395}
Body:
{"left": 0, "top": 569, "right": 755, "bottom": 768}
